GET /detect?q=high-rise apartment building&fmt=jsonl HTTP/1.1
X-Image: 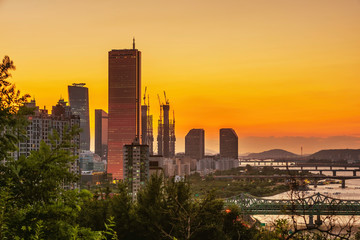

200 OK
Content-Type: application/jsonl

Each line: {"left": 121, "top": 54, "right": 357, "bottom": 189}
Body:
{"left": 185, "top": 129, "right": 205, "bottom": 160}
{"left": 13, "top": 99, "right": 80, "bottom": 187}
{"left": 68, "top": 83, "right": 90, "bottom": 150}
{"left": 95, "top": 109, "right": 108, "bottom": 160}
{"left": 108, "top": 40, "right": 141, "bottom": 180}
{"left": 123, "top": 141, "right": 149, "bottom": 201}
{"left": 219, "top": 128, "right": 238, "bottom": 159}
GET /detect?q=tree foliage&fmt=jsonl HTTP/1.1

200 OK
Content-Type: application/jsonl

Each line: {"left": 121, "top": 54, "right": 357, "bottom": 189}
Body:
{"left": 0, "top": 55, "right": 30, "bottom": 159}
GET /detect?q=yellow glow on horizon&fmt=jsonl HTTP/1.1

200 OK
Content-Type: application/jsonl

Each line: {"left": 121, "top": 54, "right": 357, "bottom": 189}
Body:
{"left": 1, "top": 0, "right": 360, "bottom": 153}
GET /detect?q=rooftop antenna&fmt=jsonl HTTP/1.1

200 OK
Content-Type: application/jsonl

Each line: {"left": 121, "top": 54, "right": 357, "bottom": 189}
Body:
{"left": 147, "top": 94, "right": 150, "bottom": 113}
{"left": 143, "top": 86, "right": 147, "bottom": 105}
{"left": 133, "top": 37, "right": 135, "bottom": 50}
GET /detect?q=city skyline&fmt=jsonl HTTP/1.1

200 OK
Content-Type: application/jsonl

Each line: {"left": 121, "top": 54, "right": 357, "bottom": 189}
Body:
{"left": 1, "top": 0, "right": 360, "bottom": 154}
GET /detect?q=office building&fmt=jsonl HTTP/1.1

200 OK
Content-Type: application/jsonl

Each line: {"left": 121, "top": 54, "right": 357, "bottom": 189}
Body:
{"left": 123, "top": 141, "right": 149, "bottom": 201}
{"left": 80, "top": 150, "right": 106, "bottom": 173}
{"left": 219, "top": 128, "right": 238, "bottom": 159}
{"left": 95, "top": 109, "right": 108, "bottom": 160}
{"left": 185, "top": 129, "right": 205, "bottom": 160}
{"left": 68, "top": 83, "right": 90, "bottom": 150}
{"left": 108, "top": 39, "right": 141, "bottom": 180}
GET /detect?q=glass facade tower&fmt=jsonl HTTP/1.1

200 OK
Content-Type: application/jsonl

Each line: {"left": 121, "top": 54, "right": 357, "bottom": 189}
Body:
{"left": 185, "top": 129, "right": 205, "bottom": 160}
{"left": 108, "top": 43, "right": 141, "bottom": 180}
{"left": 219, "top": 128, "right": 238, "bottom": 159}
{"left": 68, "top": 83, "right": 90, "bottom": 150}
{"left": 95, "top": 109, "right": 108, "bottom": 160}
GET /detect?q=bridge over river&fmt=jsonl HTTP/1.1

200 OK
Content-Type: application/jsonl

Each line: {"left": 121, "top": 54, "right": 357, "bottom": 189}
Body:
{"left": 214, "top": 175, "right": 360, "bottom": 188}
{"left": 225, "top": 192, "right": 360, "bottom": 216}
{"left": 225, "top": 192, "right": 360, "bottom": 226}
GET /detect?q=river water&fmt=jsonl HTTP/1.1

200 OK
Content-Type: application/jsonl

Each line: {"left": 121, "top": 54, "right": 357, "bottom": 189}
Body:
{"left": 238, "top": 162, "right": 360, "bottom": 229}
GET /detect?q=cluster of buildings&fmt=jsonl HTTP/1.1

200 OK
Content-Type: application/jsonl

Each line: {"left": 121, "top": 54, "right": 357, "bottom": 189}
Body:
{"left": 145, "top": 128, "right": 239, "bottom": 178}
{"left": 185, "top": 128, "right": 239, "bottom": 175}
{"left": 13, "top": 40, "right": 240, "bottom": 199}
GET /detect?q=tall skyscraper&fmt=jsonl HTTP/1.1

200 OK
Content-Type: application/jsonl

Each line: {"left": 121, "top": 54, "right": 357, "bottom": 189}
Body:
{"left": 95, "top": 109, "right": 108, "bottom": 160}
{"left": 108, "top": 39, "right": 141, "bottom": 180}
{"left": 219, "top": 128, "right": 238, "bottom": 159}
{"left": 185, "top": 129, "right": 205, "bottom": 160}
{"left": 68, "top": 83, "right": 90, "bottom": 150}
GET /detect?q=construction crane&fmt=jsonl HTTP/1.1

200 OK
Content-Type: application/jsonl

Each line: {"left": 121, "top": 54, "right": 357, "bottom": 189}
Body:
{"left": 143, "top": 86, "right": 147, "bottom": 105}
{"left": 163, "top": 91, "right": 169, "bottom": 105}
{"left": 147, "top": 94, "right": 150, "bottom": 116}
{"left": 147, "top": 94, "right": 150, "bottom": 109}
{"left": 157, "top": 93, "right": 163, "bottom": 106}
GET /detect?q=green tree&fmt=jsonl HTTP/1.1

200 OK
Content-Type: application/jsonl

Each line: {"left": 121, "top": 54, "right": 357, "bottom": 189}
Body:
{"left": 223, "top": 205, "right": 258, "bottom": 240}
{"left": 0, "top": 55, "right": 109, "bottom": 239}
{"left": 0, "top": 129, "right": 83, "bottom": 239}
{"left": 136, "top": 173, "right": 167, "bottom": 240}
{"left": 136, "top": 174, "right": 229, "bottom": 240}
{"left": 0, "top": 55, "right": 30, "bottom": 160}
{"left": 109, "top": 182, "right": 139, "bottom": 240}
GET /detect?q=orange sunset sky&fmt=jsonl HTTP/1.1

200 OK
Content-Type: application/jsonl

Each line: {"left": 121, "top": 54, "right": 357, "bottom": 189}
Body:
{"left": 1, "top": 0, "right": 360, "bottom": 155}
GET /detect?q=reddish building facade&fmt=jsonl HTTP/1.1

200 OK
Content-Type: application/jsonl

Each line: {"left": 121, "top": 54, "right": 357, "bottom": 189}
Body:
{"left": 185, "top": 129, "right": 205, "bottom": 160}
{"left": 108, "top": 45, "right": 141, "bottom": 180}
{"left": 95, "top": 109, "right": 108, "bottom": 160}
{"left": 219, "top": 128, "right": 238, "bottom": 160}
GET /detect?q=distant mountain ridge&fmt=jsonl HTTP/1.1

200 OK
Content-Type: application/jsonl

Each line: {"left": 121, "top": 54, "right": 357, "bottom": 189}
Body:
{"left": 308, "top": 149, "right": 360, "bottom": 162}
{"left": 246, "top": 149, "right": 299, "bottom": 159}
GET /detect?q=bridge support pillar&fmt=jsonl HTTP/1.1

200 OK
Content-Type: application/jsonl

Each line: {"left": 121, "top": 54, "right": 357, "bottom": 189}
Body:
{"left": 354, "top": 170, "right": 357, "bottom": 177}
{"left": 315, "top": 215, "right": 322, "bottom": 226}
{"left": 307, "top": 215, "right": 315, "bottom": 228}
{"left": 319, "top": 170, "right": 322, "bottom": 175}
{"left": 315, "top": 166, "right": 318, "bottom": 170}
{"left": 332, "top": 170, "right": 336, "bottom": 177}
{"left": 314, "top": 180, "right": 317, "bottom": 188}
{"left": 330, "top": 166, "right": 333, "bottom": 170}
{"left": 341, "top": 179, "right": 346, "bottom": 189}
{"left": 301, "top": 166, "right": 303, "bottom": 171}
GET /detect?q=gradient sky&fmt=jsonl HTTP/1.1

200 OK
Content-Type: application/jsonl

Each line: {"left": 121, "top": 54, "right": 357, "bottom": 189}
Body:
{"left": 1, "top": 0, "right": 360, "bottom": 154}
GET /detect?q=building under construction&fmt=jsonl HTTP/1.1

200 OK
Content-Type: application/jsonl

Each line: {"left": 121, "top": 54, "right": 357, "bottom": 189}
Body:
{"left": 141, "top": 87, "right": 154, "bottom": 155}
{"left": 157, "top": 92, "right": 176, "bottom": 158}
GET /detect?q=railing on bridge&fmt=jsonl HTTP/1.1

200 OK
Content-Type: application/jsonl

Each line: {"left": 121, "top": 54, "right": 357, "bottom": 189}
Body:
{"left": 225, "top": 193, "right": 360, "bottom": 216}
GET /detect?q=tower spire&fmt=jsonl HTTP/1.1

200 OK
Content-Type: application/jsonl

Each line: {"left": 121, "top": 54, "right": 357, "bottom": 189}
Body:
{"left": 133, "top": 37, "right": 135, "bottom": 49}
